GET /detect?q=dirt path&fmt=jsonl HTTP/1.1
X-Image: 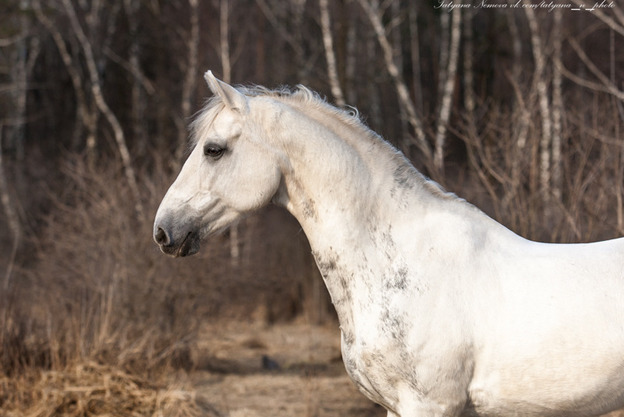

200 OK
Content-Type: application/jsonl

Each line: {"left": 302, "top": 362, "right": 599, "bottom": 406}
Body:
{"left": 191, "top": 321, "right": 384, "bottom": 417}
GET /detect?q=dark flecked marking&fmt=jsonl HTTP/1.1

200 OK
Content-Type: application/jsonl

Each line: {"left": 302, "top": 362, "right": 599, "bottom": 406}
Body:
{"left": 393, "top": 164, "right": 417, "bottom": 190}
{"left": 385, "top": 265, "right": 409, "bottom": 290}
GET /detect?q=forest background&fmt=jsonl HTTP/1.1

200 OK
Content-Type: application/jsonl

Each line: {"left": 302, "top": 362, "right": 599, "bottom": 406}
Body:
{"left": 0, "top": 0, "right": 623, "bottom": 415}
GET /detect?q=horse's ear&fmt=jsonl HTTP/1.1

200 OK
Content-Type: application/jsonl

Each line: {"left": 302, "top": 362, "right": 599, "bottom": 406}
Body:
{"left": 204, "top": 70, "right": 249, "bottom": 114}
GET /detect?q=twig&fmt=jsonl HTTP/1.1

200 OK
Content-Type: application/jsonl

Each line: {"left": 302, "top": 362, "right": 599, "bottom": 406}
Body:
{"left": 567, "top": 37, "right": 624, "bottom": 101}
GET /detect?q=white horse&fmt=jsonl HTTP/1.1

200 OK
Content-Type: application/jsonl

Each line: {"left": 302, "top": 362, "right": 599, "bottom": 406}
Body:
{"left": 154, "top": 71, "right": 624, "bottom": 417}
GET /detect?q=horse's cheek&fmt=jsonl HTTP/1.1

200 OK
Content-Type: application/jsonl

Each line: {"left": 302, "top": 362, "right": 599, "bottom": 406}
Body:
{"left": 242, "top": 161, "right": 281, "bottom": 210}
{"left": 226, "top": 161, "right": 281, "bottom": 212}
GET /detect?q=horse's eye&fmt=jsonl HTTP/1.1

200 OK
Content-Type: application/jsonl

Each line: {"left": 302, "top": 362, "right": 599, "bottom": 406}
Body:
{"left": 204, "top": 143, "right": 226, "bottom": 160}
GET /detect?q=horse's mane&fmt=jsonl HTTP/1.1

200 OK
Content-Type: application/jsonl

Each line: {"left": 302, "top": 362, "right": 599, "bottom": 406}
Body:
{"left": 190, "top": 84, "right": 458, "bottom": 202}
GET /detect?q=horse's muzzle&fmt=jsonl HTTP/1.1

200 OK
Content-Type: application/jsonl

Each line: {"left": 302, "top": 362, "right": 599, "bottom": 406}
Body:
{"left": 154, "top": 223, "right": 200, "bottom": 257}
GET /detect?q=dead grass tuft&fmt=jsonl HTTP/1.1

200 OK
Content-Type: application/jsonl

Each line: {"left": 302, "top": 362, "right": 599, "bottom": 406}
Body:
{"left": 0, "top": 361, "right": 201, "bottom": 417}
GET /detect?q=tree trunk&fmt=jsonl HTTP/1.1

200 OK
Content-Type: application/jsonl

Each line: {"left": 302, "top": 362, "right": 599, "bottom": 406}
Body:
{"left": 434, "top": 8, "right": 461, "bottom": 173}
{"left": 525, "top": 7, "right": 553, "bottom": 208}
{"left": 319, "top": 0, "right": 345, "bottom": 106}
{"left": 505, "top": 13, "right": 529, "bottom": 209}
{"left": 551, "top": 9, "right": 563, "bottom": 203}
{"left": 408, "top": 2, "right": 423, "bottom": 115}
{"left": 124, "top": 0, "right": 147, "bottom": 154}
{"left": 357, "top": 0, "right": 430, "bottom": 163}
{"left": 0, "top": 127, "right": 21, "bottom": 291}
{"left": 174, "top": 0, "right": 200, "bottom": 165}
{"left": 344, "top": 3, "right": 358, "bottom": 105}
{"left": 366, "top": 33, "right": 382, "bottom": 131}
{"left": 7, "top": 9, "right": 28, "bottom": 161}
{"left": 216, "top": 0, "right": 241, "bottom": 267}
{"left": 220, "top": 0, "right": 231, "bottom": 83}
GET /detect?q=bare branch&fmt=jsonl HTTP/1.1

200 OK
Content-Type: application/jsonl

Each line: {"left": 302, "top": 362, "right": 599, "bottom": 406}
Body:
{"left": 570, "top": 0, "right": 624, "bottom": 37}
{"left": 103, "top": 46, "right": 156, "bottom": 95}
{"left": 0, "top": 33, "right": 27, "bottom": 48}
{"left": 568, "top": 37, "right": 624, "bottom": 101}
{"left": 558, "top": 60, "right": 624, "bottom": 100}
{"left": 61, "top": 0, "right": 144, "bottom": 215}
{"left": 34, "top": 0, "right": 98, "bottom": 152}
{"left": 255, "top": 0, "right": 304, "bottom": 57}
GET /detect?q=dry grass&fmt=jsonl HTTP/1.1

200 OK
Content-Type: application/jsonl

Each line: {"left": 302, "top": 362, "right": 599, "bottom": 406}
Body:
{"left": 0, "top": 361, "right": 200, "bottom": 417}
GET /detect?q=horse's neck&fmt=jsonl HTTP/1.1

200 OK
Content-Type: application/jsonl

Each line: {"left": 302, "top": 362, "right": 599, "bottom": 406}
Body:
{"left": 275, "top": 104, "right": 396, "bottom": 251}
{"left": 273, "top": 105, "right": 471, "bottom": 331}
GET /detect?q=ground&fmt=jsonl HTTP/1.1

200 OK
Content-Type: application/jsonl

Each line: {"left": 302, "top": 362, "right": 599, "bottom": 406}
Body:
{"left": 192, "top": 320, "right": 385, "bottom": 417}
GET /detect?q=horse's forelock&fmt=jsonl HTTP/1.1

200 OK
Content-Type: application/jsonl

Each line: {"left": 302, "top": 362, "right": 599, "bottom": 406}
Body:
{"left": 188, "top": 97, "right": 225, "bottom": 151}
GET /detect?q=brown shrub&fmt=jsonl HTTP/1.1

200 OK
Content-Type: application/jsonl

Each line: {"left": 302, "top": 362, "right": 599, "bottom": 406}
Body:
{"left": 0, "top": 150, "right": 327, "bottom": 377}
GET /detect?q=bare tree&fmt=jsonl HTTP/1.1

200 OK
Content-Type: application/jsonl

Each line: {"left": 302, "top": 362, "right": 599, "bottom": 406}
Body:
{"left": 174, "top": 0, "right": 200, "bottom": 164}
{"left": 388, "top": 1, "right": 408, "bottom": 144}
{"left": 0, "top": 127, "right": 20, "bottom": 291}
{"left": 563, "top": 38, "right": 624, "bottom": 101}
{"left": 34, "top": 0, "right": 98, "bottom": 157}
{"left": 408, "top": 2, "right": 423, "bottom": 115}
{"left": 344, "top": 1, "right": 358, "bottom": 105}
{"left": 437, "top": 11, "right": 450, "bottom": 110}
{"left": 6, "top": 1, "right": 35, "bottom": 162}
{"left": 505, "top": 13, "right": 530, "bottom": 208}
{"left": 319, "top": 0, "right": 345, "bottom": 106}
{"left": 462, "top": 9, "right": 475, "bottom": 122}
{"left": 255, "top": 0, "right": 315, "bottom": 82}
{"left": 357, "top": 0, "right": 430, "bottom": 163}
{"left": 60, "top": 0, "right": 143, "bottom": 215}
{"left": 434, "top": 8, "right": 461, "bottom": 172}
{"left": 124, "top": 0, "right": 147, "bottom": 152}
{"left": 216, "top": 0, "right": 241, "bottom": 266}
{"left": 0, "top": 1, "right": 41, "bottom": 289}
{"left": 525, "top": 7, "right": 553, "bottom": 207}
{"left": 365, "top": 33, "right": 382, "bottom": 130}
{"left": 551, "top": 9, "right": 563, "bottom": 202}
{"left": 220, "top": 0, "right": 231, "bottom": 83}
{"left": 571, "top": 0, "right": 624, "bottom": 37}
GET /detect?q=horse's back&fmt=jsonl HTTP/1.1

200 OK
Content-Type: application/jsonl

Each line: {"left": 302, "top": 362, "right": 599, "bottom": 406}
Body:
{"left": 467, "top": 235, "right": 624, "bottom": 417}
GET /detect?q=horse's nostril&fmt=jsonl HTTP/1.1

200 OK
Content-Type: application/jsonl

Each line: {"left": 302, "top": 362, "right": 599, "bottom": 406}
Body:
{"left": 154, "top": 227, "right": 170, "bottom": 246}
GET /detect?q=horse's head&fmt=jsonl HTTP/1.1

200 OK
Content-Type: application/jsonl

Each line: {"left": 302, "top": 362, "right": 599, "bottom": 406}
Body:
{"left": 153, "top": 72, "right": 282, "bottom": 257}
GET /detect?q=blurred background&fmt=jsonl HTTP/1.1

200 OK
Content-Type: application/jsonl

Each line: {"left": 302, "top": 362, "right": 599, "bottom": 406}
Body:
{"left": 0, "top": 0, "right": 623, "bottom": 415}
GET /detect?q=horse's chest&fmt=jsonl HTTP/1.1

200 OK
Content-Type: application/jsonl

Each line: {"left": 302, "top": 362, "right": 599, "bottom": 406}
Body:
{"left": 340, "top": 330, "right": 410, "bottom": 411}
